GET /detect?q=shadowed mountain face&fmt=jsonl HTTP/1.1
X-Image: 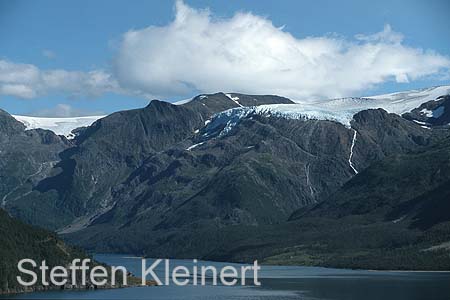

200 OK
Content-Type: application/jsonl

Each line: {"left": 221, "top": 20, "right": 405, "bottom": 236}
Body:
{"left": 290, "top": 136, "right": 450, "bottom": 222}
{"left": 266, "top": 136, "right": 450, "bottom": 270}
{"left": 34, "top": 101, "right": 207, "bottom": 226}
{"left": 402, "top": 95, "right": 450, "bottom": 127}
{"left": 2, "top": 90, "right": 450, "bottom": 270}
{"left": 0, "top": 110, "right": 71, "bottom": 228}
{"left": 63, "top": 108, "right": 435, "bottom": 258}
{"left": 1, "top": 95, "right": 295, "bottom": 230}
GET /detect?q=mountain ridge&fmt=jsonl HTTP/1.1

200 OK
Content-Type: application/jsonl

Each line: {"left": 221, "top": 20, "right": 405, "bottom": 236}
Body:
{"left": 9, "top": 85, "right": 450, "bottom": 138}
{"left": 1, "top": 86, "right": 450, "bottom": 270}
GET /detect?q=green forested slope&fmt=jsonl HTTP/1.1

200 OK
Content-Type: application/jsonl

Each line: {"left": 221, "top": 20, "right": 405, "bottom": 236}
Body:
{"left": 0, "top": 209, "right": 84, "bottom": 293}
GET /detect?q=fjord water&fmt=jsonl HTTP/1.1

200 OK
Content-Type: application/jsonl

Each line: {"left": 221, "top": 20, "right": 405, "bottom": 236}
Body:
{"left": 4, "top": 254, "right": 450, "bottom": 300}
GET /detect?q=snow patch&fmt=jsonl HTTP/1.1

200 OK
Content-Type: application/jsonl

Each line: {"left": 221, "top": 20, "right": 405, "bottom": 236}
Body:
{"left": 173, "top": 97, "right": 194, "bottom": 105}
{"left": 225, "top": 93, "right": 243, "bottom": 107}
{"left": 420, "top": 108, "right": 433, "bottom": 117}
{"left": 392, "top": 215, "right": 406, "bottom": 224}
{"left": 174, "top": 95, "right": 208, "bottom": 105}
{"left": 186, "top": 142, "right": 205, "bottom": 151}
{"left": 412, "top": 120, "right": 429, "bottom": 125}
{"left": 420, "top": 106, "right": 444, "bottom": 118}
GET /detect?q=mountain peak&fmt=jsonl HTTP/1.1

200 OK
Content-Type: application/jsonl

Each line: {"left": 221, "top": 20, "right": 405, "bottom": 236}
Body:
{"left": 0, "top": 108, "right": 25, "bottom": 135}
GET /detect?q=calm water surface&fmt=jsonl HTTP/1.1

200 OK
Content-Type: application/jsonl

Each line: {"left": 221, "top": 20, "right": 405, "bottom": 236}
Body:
{"left": 2, "top": 254, "right": 449, "bottom": 300}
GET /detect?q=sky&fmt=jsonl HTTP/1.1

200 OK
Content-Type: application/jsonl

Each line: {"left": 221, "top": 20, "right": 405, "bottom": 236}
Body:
{"left": 0, "top": 0, "right": 449, "bottom": 117}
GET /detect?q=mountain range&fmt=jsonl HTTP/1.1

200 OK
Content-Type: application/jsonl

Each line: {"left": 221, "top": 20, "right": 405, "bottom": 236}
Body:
{"left": 1, "top": 86, "right": 450, "bottom": 270}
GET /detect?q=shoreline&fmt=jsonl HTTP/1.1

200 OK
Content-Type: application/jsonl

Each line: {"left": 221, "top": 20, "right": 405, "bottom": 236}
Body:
{"left": 0, "top": 275, "right": 157, "bottom": 297}
{"left": 93, "top": 253, "right": 450, "bottom": 273}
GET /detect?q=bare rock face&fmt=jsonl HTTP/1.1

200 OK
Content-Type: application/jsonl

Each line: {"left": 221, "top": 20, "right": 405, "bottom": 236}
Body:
{"left": 403, "top": 95, "right": 450, "bottom": 127}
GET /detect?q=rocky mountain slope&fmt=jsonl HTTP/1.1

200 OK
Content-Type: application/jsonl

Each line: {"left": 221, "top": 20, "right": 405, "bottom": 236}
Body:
{"left": 1, "top": 86, "right": 450, "bottom": 270}
{"left": 63, "top": 107, "right": 437, "bottom": 258}
{"left": 261, "top": 136, "right": 450, "bottom": 270}
{"left": 403, "top": 95, "right": 450, "bottom": 127}
{"left": 0, "top": 109, "right": 71, "bottom": 228}
{"left": 2, "top": 94, "right": 294, "bottom": 230}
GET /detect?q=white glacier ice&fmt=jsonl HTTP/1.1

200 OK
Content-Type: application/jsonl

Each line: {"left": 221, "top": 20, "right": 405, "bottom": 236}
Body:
{"left": 202, "top": 85, "right": 450, "bottom": 138}
{"left": 11, "top": 85, "right": 450, "bottom": 139}
{"left": 12, "top": 115, "right": 104, "bottom": 138}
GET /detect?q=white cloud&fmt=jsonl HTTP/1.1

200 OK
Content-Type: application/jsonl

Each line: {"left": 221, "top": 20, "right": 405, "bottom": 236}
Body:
{"left": 113, "top": 0, "right": 450, "bottom": 100}
{"left": 0, "top": 60, "right": 120, "bottom": 99}
{"left": 1, "top": 1, "right": 450, "bottom": 102}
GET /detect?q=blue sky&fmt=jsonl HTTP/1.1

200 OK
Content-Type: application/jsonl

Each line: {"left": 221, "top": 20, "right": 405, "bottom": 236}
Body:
{"left": 0, "top": 0, "right": 449, "bottom": 116}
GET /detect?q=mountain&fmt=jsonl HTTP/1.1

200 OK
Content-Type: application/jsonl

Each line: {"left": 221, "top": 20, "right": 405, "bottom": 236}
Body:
{"left": 2, "top": 86, "right": 450, "bottom": 270}
{"left": 292, "top": 135, "right": 450, "bottom": 224}
{"left": 367, "top": 85, "right": 450, "bottom": 114}
{"left": 0, "top": 109, "right": 71, "bottom": 228}
{"left": 270, "top": 135, "right": 450, "bottom": 270}
{"left": 402, "top": 95, "right": 450, "bottom": 128}
{"left": 180, "top": 92, "right": 293, "bottom": 117}
{"left": 10, "top": 93, "right": 293, "bottom": 140}
{"left": 2, "top": 94, "right": 294, "bottom": 231}
{"left": 63, "top": 108, "right": 436, "bottom": 259}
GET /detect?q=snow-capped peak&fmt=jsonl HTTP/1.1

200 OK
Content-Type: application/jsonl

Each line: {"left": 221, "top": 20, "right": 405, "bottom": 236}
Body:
{"left": 363, "top": 85, "right": 450, "bottom": 114}
{"left": 202, "top": 85, "right": 450, "bottom": 137}
{"left": 12, "top": 115, "right": 105, "bottom": 138}
{"left": 13, "top": 86, "right": 448, "bottom": 139}
{"left": 300, "top": 85, "right": 450, "bottom": 116}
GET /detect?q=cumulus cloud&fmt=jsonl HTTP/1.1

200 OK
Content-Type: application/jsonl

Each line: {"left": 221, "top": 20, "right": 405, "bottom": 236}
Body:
{"left": 0, "top": 59, "right": 120, "bottom": 99}
{"left": 1, "top": 1, "right": 450, "bottom": 101}
{"left": 113, "top": 0, "right": 450, "bottom": 100}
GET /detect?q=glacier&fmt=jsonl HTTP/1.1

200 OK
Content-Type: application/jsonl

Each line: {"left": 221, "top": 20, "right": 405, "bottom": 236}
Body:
{"left": 12, "top": 115, "right": 105, "bottom": 138}
{"left": 203, "top": 85, "right": 450, "bottom": 134}
{"left": 10, "top": 85, "right": 450, "bottom": 138}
